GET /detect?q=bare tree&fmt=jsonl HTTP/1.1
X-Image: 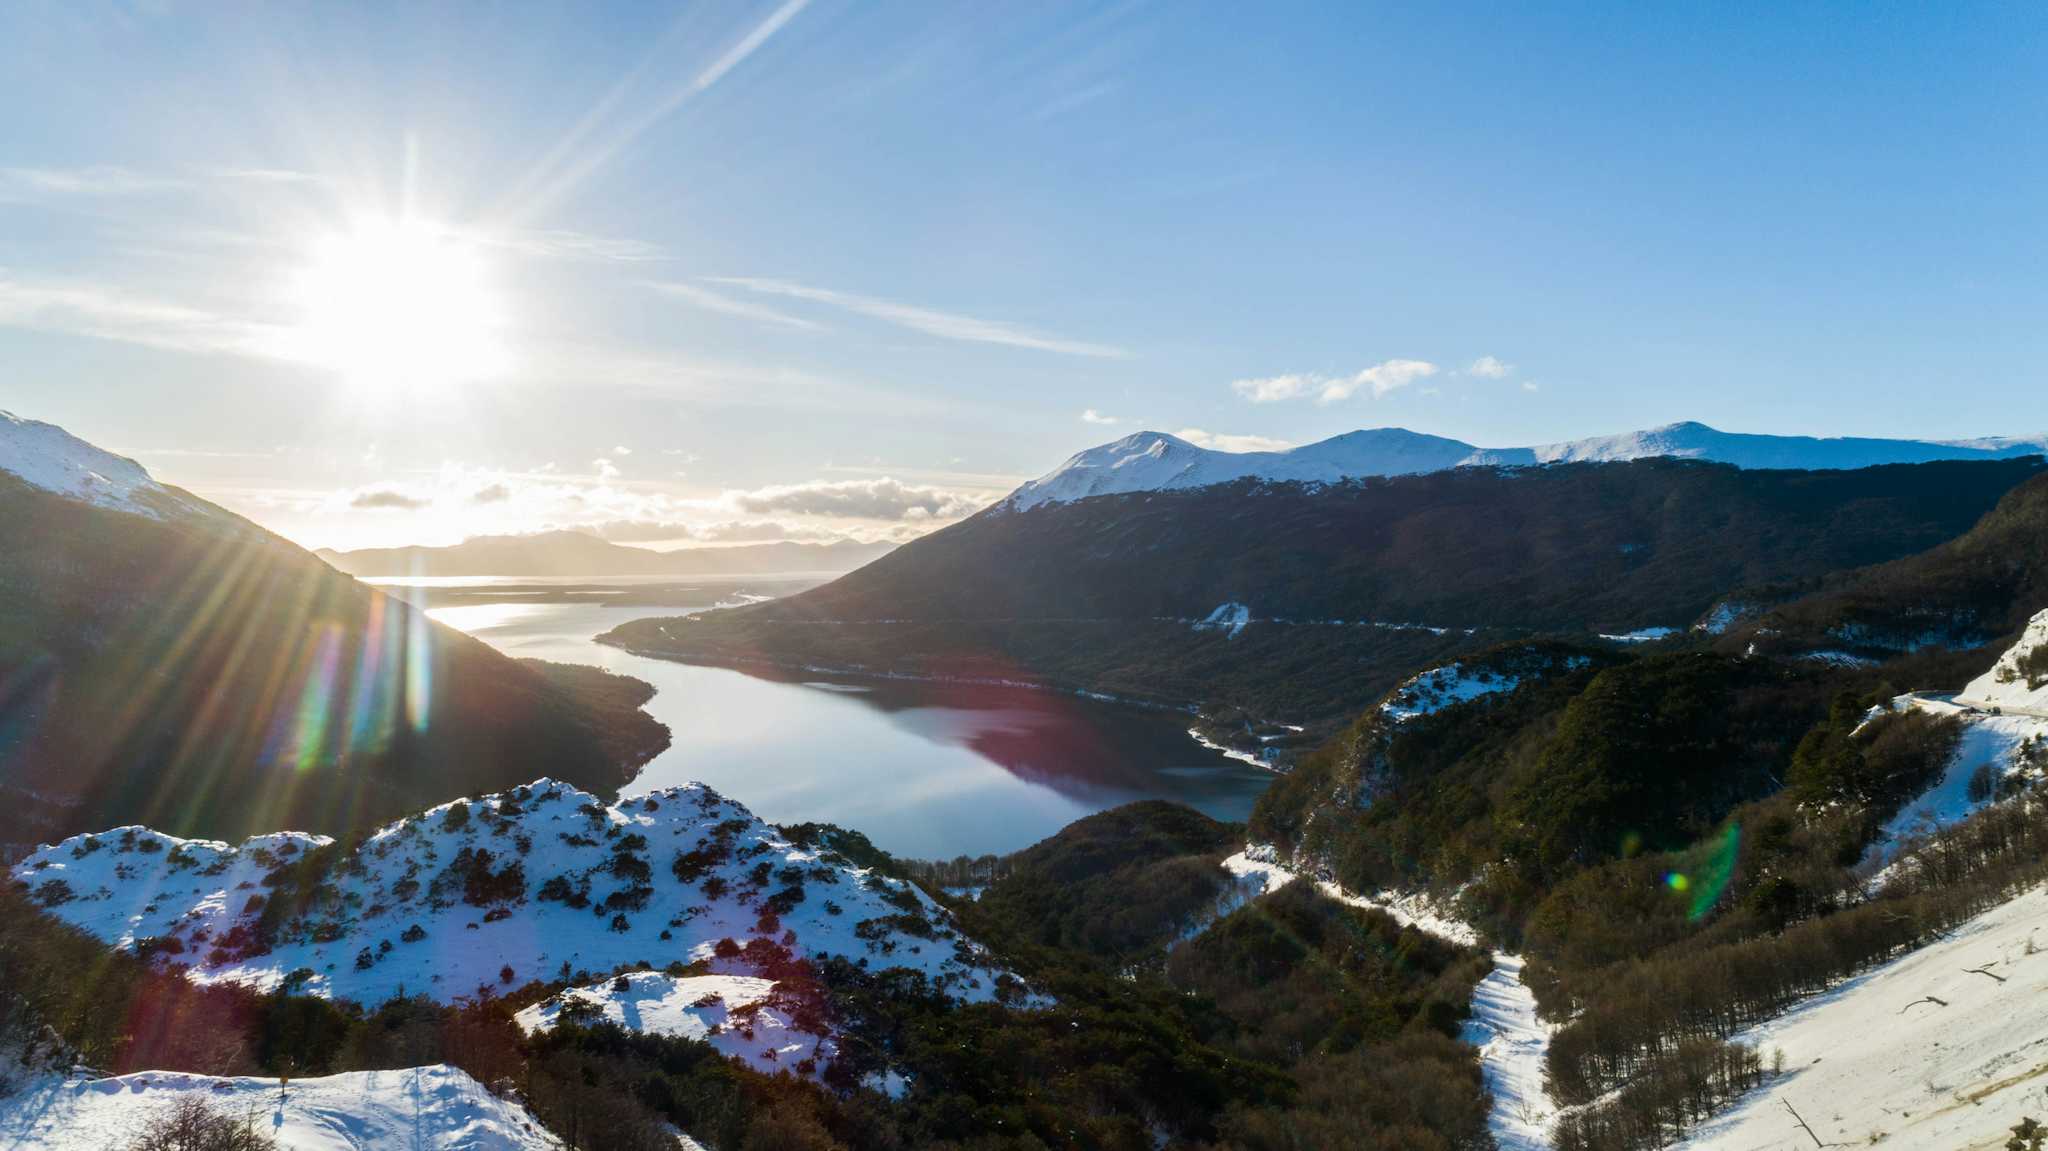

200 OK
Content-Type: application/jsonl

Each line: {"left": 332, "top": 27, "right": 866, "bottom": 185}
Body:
{"left": 122, "top": 1096, "right": 277, "bottom": 1151}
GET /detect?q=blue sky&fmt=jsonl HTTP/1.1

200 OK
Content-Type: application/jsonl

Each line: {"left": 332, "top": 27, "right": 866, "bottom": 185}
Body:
{"left": 3, "top": 1, "right": 2045, "bottom": 548}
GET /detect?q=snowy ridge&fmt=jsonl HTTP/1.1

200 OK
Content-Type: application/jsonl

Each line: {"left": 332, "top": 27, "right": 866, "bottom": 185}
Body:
{"left": 1672, "top": 885, "right": 2048, "bottom": 1151}
{"left": 0, "top": 409, "right": 213, "bottom": 522}
{"left": 1215, "top": 849, "right": 1556, "bottom": 1148}
{"left": 0, "top": 1064, "right": 561, "bottom": 1150}
{"left": 1957, "top": 607, "right": 2048, "bottom": 715}
{"left": 12, "top": 778, "right": 1029, "bottom": 1050}
{"left": 1003, "top": 422, "right": 2048, "bottom": 510}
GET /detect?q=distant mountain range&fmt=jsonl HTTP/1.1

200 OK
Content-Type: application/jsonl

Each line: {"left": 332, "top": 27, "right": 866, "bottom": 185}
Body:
{"left": 1006, "top": 421, "right": 2048, "bottom": 509}
{"left": 608, "top": 454, "right": 2048, "bottom": 725}
{"left": 0, "top": 411, "right": 668, "bottom": 847}
{"left": 319, "top": 531, "right": 895, "bottom": 578}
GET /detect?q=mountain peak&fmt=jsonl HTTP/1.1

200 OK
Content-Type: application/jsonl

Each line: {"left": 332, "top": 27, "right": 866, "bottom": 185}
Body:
{"left": 0, "top": 409, "right": 179, "bottom": 519}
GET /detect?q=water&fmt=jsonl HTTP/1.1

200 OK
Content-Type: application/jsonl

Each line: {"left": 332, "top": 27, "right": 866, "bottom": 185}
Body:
{"left": 411, "top": 582, "right": 1274, "bottom": 858}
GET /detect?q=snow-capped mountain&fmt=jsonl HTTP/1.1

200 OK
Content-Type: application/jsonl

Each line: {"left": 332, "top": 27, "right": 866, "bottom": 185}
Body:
{"left": 0, "top": 409, "right": 217, "bottom": 522}
{"left": 1005, "top": 421, "right": 2048, "bottom": 510}
{"left": 1005, "top": 428, "right": 1481, "bottom": 509}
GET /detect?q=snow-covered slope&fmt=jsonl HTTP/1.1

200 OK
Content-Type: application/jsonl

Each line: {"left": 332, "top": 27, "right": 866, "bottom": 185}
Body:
{"left": 0, "top": 409, "right": 213, "bottom": 521}
{"left": 0, "top": 1064, "right": 560, "bottom": 1150}
{"left": 1958, "top": 607, "right": 2048, "bottom": 715}
{"left": 12, "top": 779, "right": 1027, "bottom": 1025}
{"left": 1004, "top": 422, "right": 2048, "bottom": 510}
{"left": 1673, "top": 884, "right": 2048, "bottom": 1151}
{"left": 515, "top": 971, "right": 830, "bottom": 1073}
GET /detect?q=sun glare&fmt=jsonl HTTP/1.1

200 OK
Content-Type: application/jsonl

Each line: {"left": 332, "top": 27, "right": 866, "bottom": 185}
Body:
{"left": 289, "top": 218, "right": 509, "bottom": 395}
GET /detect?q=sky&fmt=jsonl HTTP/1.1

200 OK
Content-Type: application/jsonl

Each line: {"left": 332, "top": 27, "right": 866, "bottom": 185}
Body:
{"left": 3, "top": 2, "right": 2046, "bottom": 550}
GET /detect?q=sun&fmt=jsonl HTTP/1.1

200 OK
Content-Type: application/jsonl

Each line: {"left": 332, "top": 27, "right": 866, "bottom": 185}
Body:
{"left": 289, "top": 217, "right": 509, "bottom": 395}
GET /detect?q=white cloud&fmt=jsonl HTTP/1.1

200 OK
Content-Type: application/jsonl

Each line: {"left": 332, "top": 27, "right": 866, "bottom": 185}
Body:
{"left": 1231, "top": 359, "right": 1438, "bottom": 404}
{"left": 725, "top": 476, "right": 989, "bottom": 521}
{"left": 592, "top": 457, "right": 621, "bottom": 480}
{"left": 1080, "top": 408, "right": 1119, "bottom": 425}
{"left": 1230, "top": 374, "right": 1315, "bottom": 403}
{"left": 644, "top": 280, "right": 825, "bottom": 331}
{"left": 1175, "top": 427, "right": 1296, "bottom": 453}
{"left": 470, "top": 483, "right": 512, "bottom": 504}
{"left": 708, "top": 276, "right": 1127, "bottom": 358}
{"left": 1522, "top": 381, "right": 1541, "bottom": 393}
{"left": 1317, "top": 359, "right": 1438, "bottom": 403}
{"left": 1468, "top": 355, "right": 1513, "bottom": 379}
{"left": 612, "top": 445, "right": 633, "bottom": 456}
{"left": 350, "top": 488, "right": 430, "bottom": 511}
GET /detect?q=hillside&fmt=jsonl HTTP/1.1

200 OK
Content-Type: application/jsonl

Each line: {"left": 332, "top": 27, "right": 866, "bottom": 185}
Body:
{"left": 605, "top": 457, "right": 2044, "bottom": 725}
{"left": 320, "top": 531, "right": 895, "bottom": 578}
{"left": 1725, "top": 471, "right": 2048, "bottom": 666}
{"left": 1671, "top": 884, "right": 2048, "bottom": 1151}
{"left": 12, "top": 778, "right": 1024, "bottom": 1021}
{"left": 1008, "top": 422, "right": 2048, "bottom": 509}
{"left": 0, "top": 417, "right": 668, "bottom": 849}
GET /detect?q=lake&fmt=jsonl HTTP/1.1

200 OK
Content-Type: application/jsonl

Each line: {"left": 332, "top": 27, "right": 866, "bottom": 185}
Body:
{"left": 383, "top": 578, "right": 1275, "bottom": 858}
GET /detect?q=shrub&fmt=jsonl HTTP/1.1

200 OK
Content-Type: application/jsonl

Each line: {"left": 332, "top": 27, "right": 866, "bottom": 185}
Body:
{"left": 123, "top": 1096, "right": 277, "bottom": 1151}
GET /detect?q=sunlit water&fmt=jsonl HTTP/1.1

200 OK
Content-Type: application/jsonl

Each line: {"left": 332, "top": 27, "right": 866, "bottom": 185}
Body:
{"left": 417, "top": 585, "right": 1274, "bottom": 857}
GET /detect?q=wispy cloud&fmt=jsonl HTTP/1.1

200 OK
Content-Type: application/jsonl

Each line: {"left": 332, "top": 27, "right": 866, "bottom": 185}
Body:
{"left": 0, "top": 274, "right": 291, "bottom": 361}
{"left": 488, "top": 0, "right": 812, "bottom": 225}
{"left": 1175, "top": 427, "right": 1295, "bottom": 453}
{"left": 696, "top": 0, "right": 812, "bottom": 90}
{"left": 488, "top": 229, "right": 669, "bottom": 263}
{"left": 0, "top": 166, "right": 189, "bottom": 201}
{"left": 1081, "top": 408, "right": 1119, "bottom": 425}
{"left": 709, "top": 276, "right": 1128, "bottom": 358}
{"left": 645, "top": 279, "right": 825, "bottom": 331}
{"left": 1232, "top": 359, "right": 1438, "bottom": 404}
{"left": 1468, "top": 355, "right": 1513, "bottom": 379}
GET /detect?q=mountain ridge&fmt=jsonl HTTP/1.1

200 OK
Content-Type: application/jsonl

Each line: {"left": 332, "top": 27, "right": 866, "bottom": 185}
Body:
{"left": 0, "top": 413, "right": 670, "bottom": 846}
{"left": 1007, "top": 421, "right": 2048, "bottom": 509}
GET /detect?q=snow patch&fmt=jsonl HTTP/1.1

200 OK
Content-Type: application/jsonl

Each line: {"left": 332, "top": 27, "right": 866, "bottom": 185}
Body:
{"left": 0, "top": 1064, "right": 561, "bottom": 1150}
{"left": 1863, "top": 697, "right": 2048, "bottom": 869}
{"left": 516, "top": 972, "right": 832, "bottom": 1077}
{"left": 1597, "top": 626, "right": 1678, "bottom": 644}
{"left": 1192, "top": 602, "right": 1251, "bottom": 638}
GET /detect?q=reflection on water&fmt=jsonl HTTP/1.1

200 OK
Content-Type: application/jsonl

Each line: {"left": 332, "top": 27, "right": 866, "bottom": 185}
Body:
{"left": 421, "top": 589, "right": 1274, "bottom": 858}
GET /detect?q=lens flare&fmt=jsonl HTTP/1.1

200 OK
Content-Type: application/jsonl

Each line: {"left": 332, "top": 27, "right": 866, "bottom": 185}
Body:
{"left": 1673, "top": 822, "right": 1741, "bottom": 921}
{"left": 405, "top": 603, "right": 434, "bottom": 733}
